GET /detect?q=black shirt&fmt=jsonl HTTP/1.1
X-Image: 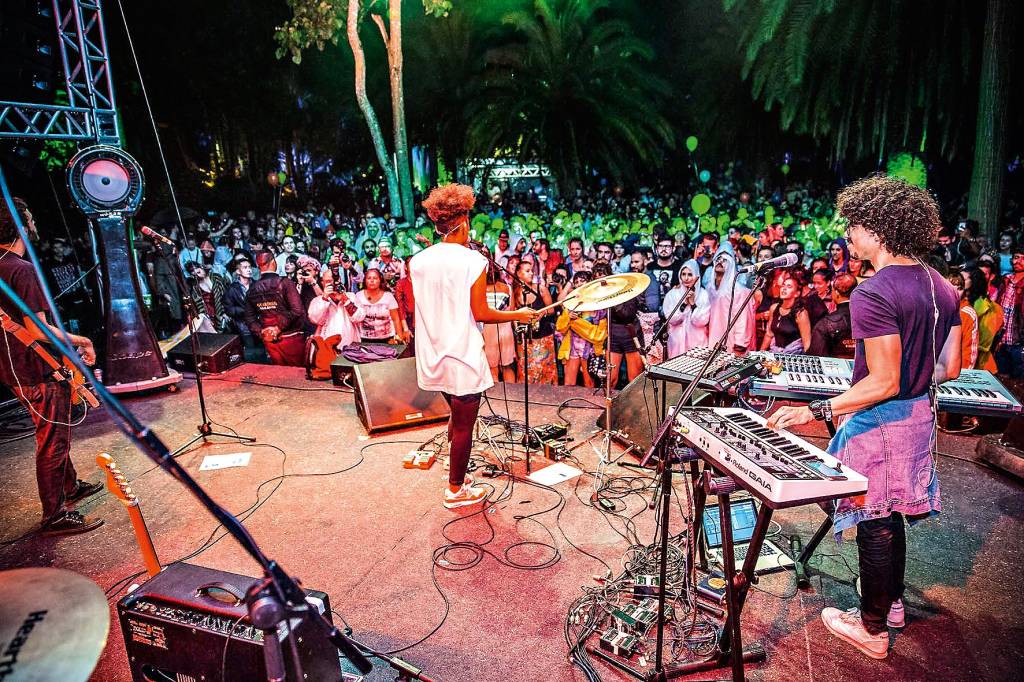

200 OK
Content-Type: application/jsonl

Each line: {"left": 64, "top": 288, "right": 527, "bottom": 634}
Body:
{"left": 807, "top": 302, "right": 854, "bottom": 358}
{"left": 0, "top": 252, "right": 55, "bottom": 386}
{"left": 646, "top": 260, "right": 680, "bottom": 298}
{"left": 244, "top": 273, "right": 306, "bottom": 337}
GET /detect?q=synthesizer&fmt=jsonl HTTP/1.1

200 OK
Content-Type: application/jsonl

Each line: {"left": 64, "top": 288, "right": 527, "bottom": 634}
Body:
{"left": 748, "top": 353, "right": 1022, "bottom": 417}
{"left": 674, "top": 407, "right": 868, "bottom": 509}
{"left": 648, "top": 346, "right": 763, "bottom": 392}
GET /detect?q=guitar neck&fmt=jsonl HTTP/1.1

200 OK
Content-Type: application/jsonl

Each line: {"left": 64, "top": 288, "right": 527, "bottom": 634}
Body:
{"left": 123, "top": 500, "right": 161, "bottom": 577}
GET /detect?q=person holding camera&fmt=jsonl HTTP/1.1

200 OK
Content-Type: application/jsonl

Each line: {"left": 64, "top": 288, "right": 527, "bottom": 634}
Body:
{"left": 325, "top": 238, "right": 362, "bottom": 293}
{"left": 307, "top": 268, "right": 365, "bottom": 352}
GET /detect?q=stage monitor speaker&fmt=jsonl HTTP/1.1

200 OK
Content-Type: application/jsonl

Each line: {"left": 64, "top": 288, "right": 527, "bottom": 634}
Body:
{"left": 167, "top": 333, "right": 243, "bottom": 374}
{"left": 597, "top": 374, "right": 708, "bottom": 454}
{"left": 352, "top": 356, "right": 449, "bottom": 434}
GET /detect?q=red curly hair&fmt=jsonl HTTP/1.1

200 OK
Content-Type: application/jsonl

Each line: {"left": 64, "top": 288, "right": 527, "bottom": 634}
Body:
{"left": 422, "top": 183, "right": 475, "bottom": 231}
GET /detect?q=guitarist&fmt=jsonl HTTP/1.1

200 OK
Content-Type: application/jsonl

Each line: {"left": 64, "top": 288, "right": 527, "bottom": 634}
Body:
{"left": 1, "top": 198, "right": 103, "bottom": 536}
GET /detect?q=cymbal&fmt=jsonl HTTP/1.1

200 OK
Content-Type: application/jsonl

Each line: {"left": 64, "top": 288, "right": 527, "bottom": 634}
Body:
{"left": 0, "top": 568, "right": 109, "bottom": 682}
{"left": 565, "top": 273, "right": 651, "bottom": 312}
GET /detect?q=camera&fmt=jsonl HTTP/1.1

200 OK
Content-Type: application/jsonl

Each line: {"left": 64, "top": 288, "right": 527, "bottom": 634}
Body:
{"left": 341, "top": 254, "right": 351, "bottom": 263}
{"left": 551, "top": 273, "right": 565, "bottom": 285}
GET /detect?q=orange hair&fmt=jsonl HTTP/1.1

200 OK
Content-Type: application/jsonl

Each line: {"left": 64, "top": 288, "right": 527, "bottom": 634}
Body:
{"left": 422, "top": 183, "right": 475, "bottom": 230}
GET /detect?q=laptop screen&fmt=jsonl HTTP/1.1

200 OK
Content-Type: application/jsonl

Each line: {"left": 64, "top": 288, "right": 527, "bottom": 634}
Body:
{"left": 702, "top": 498, "right": 757, "bottom": 548}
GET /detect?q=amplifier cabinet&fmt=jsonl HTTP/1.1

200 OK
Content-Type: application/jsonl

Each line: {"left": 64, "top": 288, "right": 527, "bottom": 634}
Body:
{"left": 117, "top": 562, "right": 341, "bottom": 682}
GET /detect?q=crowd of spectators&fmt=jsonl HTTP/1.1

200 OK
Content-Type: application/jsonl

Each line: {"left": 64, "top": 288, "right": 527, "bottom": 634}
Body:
{"left": 33, "top": 178, "right": 1024, "bottom": 387}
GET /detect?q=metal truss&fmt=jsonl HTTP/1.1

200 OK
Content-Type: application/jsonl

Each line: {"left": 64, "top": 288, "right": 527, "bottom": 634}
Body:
{"left": 0, "top": 0, "right": 120, "bottom": 145}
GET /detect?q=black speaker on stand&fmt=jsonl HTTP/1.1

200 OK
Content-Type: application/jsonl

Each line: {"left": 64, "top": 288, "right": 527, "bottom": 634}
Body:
{"left": 66, "top": 146, "right": 181, "bottom": 393}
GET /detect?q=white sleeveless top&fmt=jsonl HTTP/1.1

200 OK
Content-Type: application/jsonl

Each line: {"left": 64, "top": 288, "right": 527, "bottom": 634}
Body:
{"left": 410, "top": 243, "right": 494, "bottom": 395}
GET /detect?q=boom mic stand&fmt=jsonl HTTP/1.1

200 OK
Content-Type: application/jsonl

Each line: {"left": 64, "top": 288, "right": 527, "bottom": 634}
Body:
{"left": 0, "top": 278, "right": 440, "bottom": 682}
{"left": 145, "top": 233, "right": 254, "bottom": 455}
{"left": 633, "top": 272, "right": 767, "bottom": 682}
{"left": 472, "top": 243, "right": 553, "bottom": 474}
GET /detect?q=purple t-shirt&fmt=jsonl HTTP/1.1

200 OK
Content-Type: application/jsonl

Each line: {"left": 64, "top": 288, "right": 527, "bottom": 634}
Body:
{"left": 850, "top": 263, "right": 960, "bottom": 400}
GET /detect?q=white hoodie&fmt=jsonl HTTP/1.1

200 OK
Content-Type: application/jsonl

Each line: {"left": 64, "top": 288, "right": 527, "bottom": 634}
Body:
{"left": 662, "top": 258, "right": 711, "bottom": 357}
{"left": 701, "top": 244, "right": 755, "bottom": 353}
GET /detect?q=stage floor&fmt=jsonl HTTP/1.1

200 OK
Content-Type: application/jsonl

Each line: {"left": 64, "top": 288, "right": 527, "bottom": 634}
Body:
{"left": 1, "top": 363, "right": 1022, "bottom": 682}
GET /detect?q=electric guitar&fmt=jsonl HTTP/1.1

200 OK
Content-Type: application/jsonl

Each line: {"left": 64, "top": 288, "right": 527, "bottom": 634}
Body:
{"left": 96, "top": 453, "right": 161, "bottom": 577}
{"left": 0, "top": 308, "right": 99, "bottom": 407}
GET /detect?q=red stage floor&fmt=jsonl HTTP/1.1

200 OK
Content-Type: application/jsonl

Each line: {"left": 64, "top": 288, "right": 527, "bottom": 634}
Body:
{"left": 1, "top": 363, "right": 1022, "bottom": 681}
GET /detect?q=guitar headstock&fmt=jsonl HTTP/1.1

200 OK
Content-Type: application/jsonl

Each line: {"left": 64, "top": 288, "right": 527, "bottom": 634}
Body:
{"left": 96, "top": 453, "right": 137, "bottom": 505}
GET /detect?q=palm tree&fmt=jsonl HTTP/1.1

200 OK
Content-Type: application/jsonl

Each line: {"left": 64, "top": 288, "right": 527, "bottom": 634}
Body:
{"left": 465, "top": 0, "right": 676, "bottom": 195}
{"left": 726, "top": 0, "right": 1015, "bottom": 239}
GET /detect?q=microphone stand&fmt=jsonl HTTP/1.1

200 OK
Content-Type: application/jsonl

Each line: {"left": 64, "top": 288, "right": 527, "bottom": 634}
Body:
{"left": 147, "top": 234, "right": 254, "bottom": 455}
{"left": 472, "top": 243, "right": 551, "bottom": 473}
{"left": 635, "top": 271, "right": 767, "bottom": 682}
{"left": 0, "top": 278, "right": 403, "bottom": 682}
{"left": 638, "top": 277, "right": 699, "bottom": 429}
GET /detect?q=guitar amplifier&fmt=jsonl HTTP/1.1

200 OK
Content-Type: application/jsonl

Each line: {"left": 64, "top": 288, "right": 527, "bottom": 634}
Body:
{"left": 117, "top": 562, "right": 342, "bottom": 682}
{"left": 167, "top": 333, "right": 243, "bottom": 374}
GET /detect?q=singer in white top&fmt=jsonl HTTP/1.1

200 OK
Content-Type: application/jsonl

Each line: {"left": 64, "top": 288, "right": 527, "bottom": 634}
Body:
{"left": 410, "top": 184, "right": 538, "bottom": 509}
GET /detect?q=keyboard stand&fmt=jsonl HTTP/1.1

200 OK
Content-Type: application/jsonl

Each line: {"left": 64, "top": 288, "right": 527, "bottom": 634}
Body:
{"left": 684, "top": 469, "right": 769, "bottom": 681}
{"left": 791, "top": 419, "right": 837, "bottom": 588}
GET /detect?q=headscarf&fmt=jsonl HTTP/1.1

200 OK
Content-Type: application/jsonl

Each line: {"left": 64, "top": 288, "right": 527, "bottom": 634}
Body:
{"left": 679, "top": 258, "right": 703, "bottom": 299}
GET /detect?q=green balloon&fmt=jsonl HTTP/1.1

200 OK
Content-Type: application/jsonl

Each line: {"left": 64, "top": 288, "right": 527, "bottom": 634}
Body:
{"left": 780, "top": 164, "right": 790, "bottom": 176}
{"left": 277, "top": 171, "right": 287, "bottom": 184}
{"left": 686, "top": 136, "right": 699, "bottom": 153}
{"left": 699, "top": 169, "right": 711, "bottom": 183}
{"left": 691, "top": 193, "right": 711, "bottom": 216}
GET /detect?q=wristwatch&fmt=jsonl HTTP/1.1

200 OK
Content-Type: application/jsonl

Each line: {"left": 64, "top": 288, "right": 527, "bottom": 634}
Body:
{"left": 808, "top": 399, "right": 833, "bottom": 422}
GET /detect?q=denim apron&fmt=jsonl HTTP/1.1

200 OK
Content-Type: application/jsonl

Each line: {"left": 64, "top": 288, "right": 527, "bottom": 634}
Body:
{"left": 826, "top": 393, "right": 941, "bottom": 541}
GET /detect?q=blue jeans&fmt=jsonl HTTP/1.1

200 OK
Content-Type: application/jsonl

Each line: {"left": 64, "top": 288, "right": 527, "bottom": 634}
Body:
{"left": 994, "top": 343, "right": 1024, "bottom": 378}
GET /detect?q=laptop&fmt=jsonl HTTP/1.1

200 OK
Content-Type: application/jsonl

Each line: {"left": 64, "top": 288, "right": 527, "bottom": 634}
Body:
{"left": 702, "top": 498, "right": 793, "bottom": 575}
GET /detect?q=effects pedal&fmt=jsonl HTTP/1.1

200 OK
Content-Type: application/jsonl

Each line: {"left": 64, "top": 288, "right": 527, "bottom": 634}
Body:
{"left": 403, "top": 450, "right": 436, "bottom": 470}
{"left": 697, "top": 571, "right": 727, "bottom": 604}
{"left": 598, "top": 628, "right": 639, "bottom": 658}
{"left": 526, "top": 422, "right": 569, "bottom": 447}
{"left": 543, "top": 440, "right": 568, "bottom": 461}
{"left": 632, "top": 575, "right": 659, "bottom": 598}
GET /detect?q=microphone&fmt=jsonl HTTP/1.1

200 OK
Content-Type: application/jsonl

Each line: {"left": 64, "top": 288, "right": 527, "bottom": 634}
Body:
{"left": 139, "top": 225, "right": 174, "bottom": 246}
{"left": 631, "top": 334, "right": 650, "bottom": 370}
{"left": 737, "top": 252, "right": 798, "bottom": 274}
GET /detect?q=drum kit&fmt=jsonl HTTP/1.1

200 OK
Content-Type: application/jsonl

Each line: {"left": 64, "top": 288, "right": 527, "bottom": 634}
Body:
{"left": 0, "top": 567, "right": 109, "bottom": 681}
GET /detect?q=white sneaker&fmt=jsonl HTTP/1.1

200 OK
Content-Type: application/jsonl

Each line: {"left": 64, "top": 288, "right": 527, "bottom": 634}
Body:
{"left": 443, "top": 483, "right": 486, "bottom": 509}
{"left": 887, "top": 599, "right": 905, "bottom": 628}
{"left": 855, "top": 578, "right": 905, "bottom": 628}
{"left": 821, "top": 607, "right": 889, "bottom": 659}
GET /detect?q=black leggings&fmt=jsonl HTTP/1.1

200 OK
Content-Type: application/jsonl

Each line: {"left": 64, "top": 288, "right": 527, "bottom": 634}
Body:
{"left": 857, "top": 512, "right": 906, "bottom": 634}
{"left": 441, "top": 392, "right": 481, "bottom": 488}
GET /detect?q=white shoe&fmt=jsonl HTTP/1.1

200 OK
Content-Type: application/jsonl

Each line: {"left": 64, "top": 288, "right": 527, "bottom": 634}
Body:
{"left": 443, "top": 483, "right": 486, "bottom": 509}
{"left": 821, "top": 607, "right": 889, "bottom": 659}
{"left": 887, "top": 599, "right": 905, "bottom": 628}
